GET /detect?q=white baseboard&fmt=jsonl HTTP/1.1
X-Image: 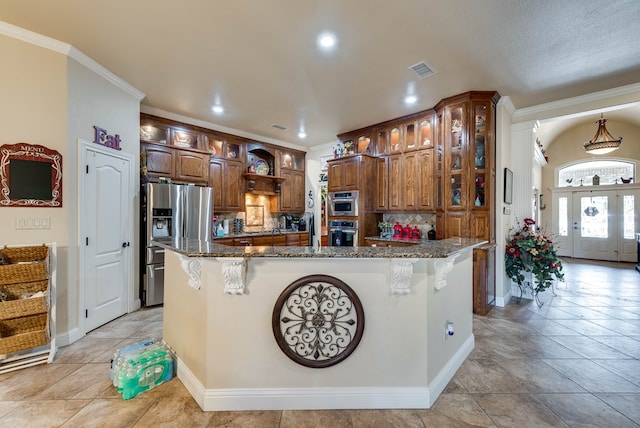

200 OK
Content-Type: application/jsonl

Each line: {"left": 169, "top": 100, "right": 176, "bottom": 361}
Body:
{"left": 176, "top": 334, "right": 475, "bottom": 411}
{"left": 54, "top": 327, "right": 84, "bottom": 348}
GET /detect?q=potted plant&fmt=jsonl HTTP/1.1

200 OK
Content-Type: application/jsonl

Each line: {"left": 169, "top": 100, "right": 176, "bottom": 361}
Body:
{"left": 505, "top": 218, "right": 564, "bottom": 306}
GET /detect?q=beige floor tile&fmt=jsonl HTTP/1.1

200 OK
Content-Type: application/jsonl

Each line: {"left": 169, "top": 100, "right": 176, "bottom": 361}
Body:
{"left": 36, "top": 362, "right": 113, "bottom": 400}
{"left": 533, "top": 393, "right": 638, "bottom": 427}
{"left": 61, "top": 397, "right": 155, "bottom": 427}
{"left": 546, "top": 335, "right": 632, "bottom": 359}
{"left": 53, "top": 337, "right": 123, "bottom": 364}
{"left": 207, "top": 410, "right": 283, "bottom": 427}
{"left": 473, "top": 393, "right": 569, "bottom": 428}
{"left": 497, "top": 358, "right": 586, "bottom": 393}
{"left": 349, "top": 409, "right": 425, "bottom": 428}
{"left": 88, "top": 320, "right": 149, "bottom": 339}
{"left": 280, "top": 409, "right": 351, "bottom": 428}
{"left": 592, "top": 359, "right": 640, "bottom": 386}
{"left": 0, "top": 363, "right": 83, "bottom": 400}
{"left": 590, "top": 335, "right": 640, "bottom": 359}
{"left": 132, "top": 396, "right": 213, "bottom": 427}
{"left": 454, "top": 359, "right": 528, "bottom": 393}
{"left": 418, "top": 393, "right": 496, "bottom": 427}
{"left": 542, "top": 359, "right": 640, "bottom": 393}
{"left": 595, "top": 393, "right": 640, "bottom": 425}
{"left": 1, "top": 399, "right": 89, "bottom": 427}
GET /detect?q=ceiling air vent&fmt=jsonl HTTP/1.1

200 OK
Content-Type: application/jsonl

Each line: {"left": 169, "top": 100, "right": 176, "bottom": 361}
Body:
{"left": 271, "top": 124, "right": 288, "bottom": 131}
{"left": 409, "top": 61, "right": 436, "bottom": 79}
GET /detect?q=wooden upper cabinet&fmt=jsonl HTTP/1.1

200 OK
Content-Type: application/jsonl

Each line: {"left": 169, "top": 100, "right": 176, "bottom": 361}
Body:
{"left": 387, "top": 155, "right": 402, "bottom": 210}
{"left": 389, "top": 126, "right": 402, "bottom": 154}
{"left": 327, "top": 156, "right": 360, "bottom": 191}
{"left": 208, "top": 158, "right": 223, "bottom": 209}
{"left": 418, "top": 114, "right": 435, "bottom": 149}
{"left": 404, "top": 121, "right": 418, "bottom": 152}
{"left": 174, "top": 150, "right": 209, "bottom": 184}
{"left": 337, "top": 131, "right": 373, "bottom": 156}
{"left": 140, "top": 119, "right": 170, "bottom": 145}
{"left": 142, "top": 143, "right": 173, "bottom": 178}
{"left": 225, "top": 161, "right": 245, "bottom": 211}
{"left": 170, "top": 127, "right": 202, "bottom": 151}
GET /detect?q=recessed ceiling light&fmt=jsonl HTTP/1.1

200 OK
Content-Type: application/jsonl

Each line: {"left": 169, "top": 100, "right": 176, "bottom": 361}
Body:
{"left": 212, "top": 105, "right": 224, "bottom": 114}
{"left": 404, "top": 95, "right": 418, "bottom": 104}
{"left": 298, "top": 131, "right": 307, "bottom": 139}
{"left": 317, "top": 33, "right": 337, "bottom": 49}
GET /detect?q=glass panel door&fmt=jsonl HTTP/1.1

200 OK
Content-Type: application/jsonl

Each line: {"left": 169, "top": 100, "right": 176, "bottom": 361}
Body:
{"left": 572, "top": 191, "right": 618, "bottom": 261}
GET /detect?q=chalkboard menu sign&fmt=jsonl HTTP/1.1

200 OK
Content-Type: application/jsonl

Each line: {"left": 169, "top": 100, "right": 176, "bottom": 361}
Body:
{"left": 0, "top": 143, "right": 62, "bottom": 207}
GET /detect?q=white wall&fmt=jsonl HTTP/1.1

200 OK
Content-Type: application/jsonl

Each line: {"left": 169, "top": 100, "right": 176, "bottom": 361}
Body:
{"left": 0, "top": 23, "right": 143, "bottom": 342}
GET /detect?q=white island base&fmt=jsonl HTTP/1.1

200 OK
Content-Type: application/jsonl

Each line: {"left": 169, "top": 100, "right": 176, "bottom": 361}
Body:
{"left": 162, "top": 249, "right": 475, "bottom": 411}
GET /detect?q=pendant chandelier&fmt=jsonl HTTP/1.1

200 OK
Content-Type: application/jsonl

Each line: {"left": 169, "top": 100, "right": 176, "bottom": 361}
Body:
{"left": 583, "top": 114, "right": 623, "bottom": 155}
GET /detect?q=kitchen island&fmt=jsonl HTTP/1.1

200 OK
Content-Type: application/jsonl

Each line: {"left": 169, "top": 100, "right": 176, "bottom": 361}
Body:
{"left": 153, "top": 237, "right": 485, "bottom": 411}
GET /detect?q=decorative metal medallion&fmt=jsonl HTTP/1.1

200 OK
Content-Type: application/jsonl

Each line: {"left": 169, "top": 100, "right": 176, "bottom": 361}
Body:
{"left": 272, "top": 274, "right": 365, "bottom": 368}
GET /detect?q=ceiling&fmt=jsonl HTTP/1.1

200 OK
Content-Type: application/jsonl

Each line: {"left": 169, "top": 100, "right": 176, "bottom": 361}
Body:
{"left": 2, "top": 0, "right": 640, "bottom": 150}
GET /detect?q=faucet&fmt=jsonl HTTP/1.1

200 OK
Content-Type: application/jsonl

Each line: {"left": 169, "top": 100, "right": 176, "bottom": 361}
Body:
{"left": 271, "top": 227, "right": 282, "bottom": 246}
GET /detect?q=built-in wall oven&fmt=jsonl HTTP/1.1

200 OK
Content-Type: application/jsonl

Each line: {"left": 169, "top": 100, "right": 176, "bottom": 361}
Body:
{"left": 329, "top": 220, "right": 358, "bottom": 247}
{"left": 328, "top": 191, "right": 359, "bottom": 217}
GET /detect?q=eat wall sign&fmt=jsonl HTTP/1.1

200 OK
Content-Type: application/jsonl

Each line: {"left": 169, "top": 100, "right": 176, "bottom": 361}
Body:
{"left": 93, "top": 126, "right": 122, "bottom": 151}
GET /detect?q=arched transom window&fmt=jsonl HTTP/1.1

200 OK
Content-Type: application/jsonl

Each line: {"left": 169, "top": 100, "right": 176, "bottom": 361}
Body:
{"left": 557, "top": 160, "right": 635, "bottom": 187}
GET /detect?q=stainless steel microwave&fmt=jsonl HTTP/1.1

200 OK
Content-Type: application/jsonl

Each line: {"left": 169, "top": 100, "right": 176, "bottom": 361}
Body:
{"left": 328, "top": 191, "right": 359, "bottom": 217}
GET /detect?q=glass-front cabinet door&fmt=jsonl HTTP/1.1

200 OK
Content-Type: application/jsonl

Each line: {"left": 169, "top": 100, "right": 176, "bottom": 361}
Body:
{"left": 446, "top": 103, "right": 466, "bottom": 209}
{"left": 472, "top": 103, "right": 488, "bottom": 207}
{"left": 418, "top": 116, "right": 434, "bottom": 149}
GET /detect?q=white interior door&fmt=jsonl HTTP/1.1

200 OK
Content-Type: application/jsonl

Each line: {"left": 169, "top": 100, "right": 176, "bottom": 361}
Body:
{"left": 80, "top": 143, "right": 131, "bottom": 332}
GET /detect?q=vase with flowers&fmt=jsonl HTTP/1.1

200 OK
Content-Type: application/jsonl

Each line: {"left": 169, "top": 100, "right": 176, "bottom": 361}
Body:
{"left": 505, "top": 217, "right": 564, "bottom": 306}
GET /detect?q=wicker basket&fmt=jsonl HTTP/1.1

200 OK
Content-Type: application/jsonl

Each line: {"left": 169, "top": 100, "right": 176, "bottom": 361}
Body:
{"left": 0, "top": 245, "right": 49, "bottom": 264}
{"left": 0, "top": 260, "right": 48, "bottom": 286}
{"left": 0, "top": 246, "right": 50, "bottom": 355}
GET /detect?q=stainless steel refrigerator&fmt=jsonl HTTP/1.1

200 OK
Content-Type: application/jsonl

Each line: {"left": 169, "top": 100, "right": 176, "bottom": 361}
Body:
{"left": 141, "top": 183, "right": 213, "bottom": 306}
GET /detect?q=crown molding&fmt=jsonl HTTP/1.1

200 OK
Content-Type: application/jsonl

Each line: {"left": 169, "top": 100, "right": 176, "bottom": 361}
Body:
{"left": 497, "top": 96, "right": 516, "bottom": 116}
{"left": 513, "top": 82, "right": 640, "bottom": 121}
{"left": 0, "top": 20, "right": 145, "bottom": 101}
{"left": 141, "top": 105, "right": 307, "bottom": 152}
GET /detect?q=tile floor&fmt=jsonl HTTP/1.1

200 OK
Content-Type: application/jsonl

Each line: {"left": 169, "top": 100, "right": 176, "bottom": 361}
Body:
{"left": 0, "top": 258, "right": 638, "bottom": 427}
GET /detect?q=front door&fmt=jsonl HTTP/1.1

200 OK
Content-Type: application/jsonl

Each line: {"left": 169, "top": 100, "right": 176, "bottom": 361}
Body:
{"left": 568, "top": 188, "right": 639, "bottom": 262}
{"left": 572, "top": 191, "right": 618, "bottom": 261}
{"left": 80, "top": 141, "right": 132, "bottom": 332}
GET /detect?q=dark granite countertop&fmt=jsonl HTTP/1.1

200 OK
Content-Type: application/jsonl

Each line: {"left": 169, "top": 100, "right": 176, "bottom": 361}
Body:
{"left": 152, "top": 237, "right": 486, "bottom": 259}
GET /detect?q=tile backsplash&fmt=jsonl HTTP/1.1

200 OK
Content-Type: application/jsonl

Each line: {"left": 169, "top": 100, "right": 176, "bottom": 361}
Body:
{"left": 382, "top": 213, "right": 436, "bottom": 237}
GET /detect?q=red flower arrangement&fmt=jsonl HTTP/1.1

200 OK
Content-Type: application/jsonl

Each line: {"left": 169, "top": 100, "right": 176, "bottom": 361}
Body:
{"left": 505, "top": 217, "right": 564, "bottom": 294}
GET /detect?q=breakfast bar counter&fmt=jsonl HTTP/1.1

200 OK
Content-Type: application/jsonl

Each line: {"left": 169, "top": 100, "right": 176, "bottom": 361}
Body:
{"left": 153, "top": 238, "right": 485, "bottom": 411}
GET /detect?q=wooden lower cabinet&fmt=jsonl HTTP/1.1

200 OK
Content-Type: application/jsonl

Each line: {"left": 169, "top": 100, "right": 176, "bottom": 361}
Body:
{"left": 445, "top": 211, "right": 467, "bottom": 238}
{"left": 470, "top": 210, "right": 491, "bottom": 241}
{"left": 215, "top": 233, "right": 308, "bottom": 247}
{"left": 473, "top": 243, "right": 496, "bottom": 315}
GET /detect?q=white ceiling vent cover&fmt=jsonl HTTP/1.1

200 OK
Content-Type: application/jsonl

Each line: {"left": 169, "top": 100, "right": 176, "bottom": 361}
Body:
{"left": 271, "top": 124, "right": 289, "bottom": 131}
{"left": 409, "top": 61, "right": 436, "bottom": 79}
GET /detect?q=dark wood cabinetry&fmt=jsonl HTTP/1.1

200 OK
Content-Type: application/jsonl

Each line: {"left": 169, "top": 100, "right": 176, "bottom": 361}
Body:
{"left": 272, "top": 149, "right": 306, "bottom": 213}
{"left": 208, "top": 158, "right": 245, "bottom": 212}
{"left": 334, "top": 91, "right": 499, "bottom": 315}
{"left": 436, "top": 92, "right": 498, "bottom": 242}
{"left": 473, "top": 243, "right": 496, "bottom": 315}
{"left": 140, "top": 113, "right": 307, "bottom": 215}
{"left": 327, "top": 156, "right": 361, "bottom": 191}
